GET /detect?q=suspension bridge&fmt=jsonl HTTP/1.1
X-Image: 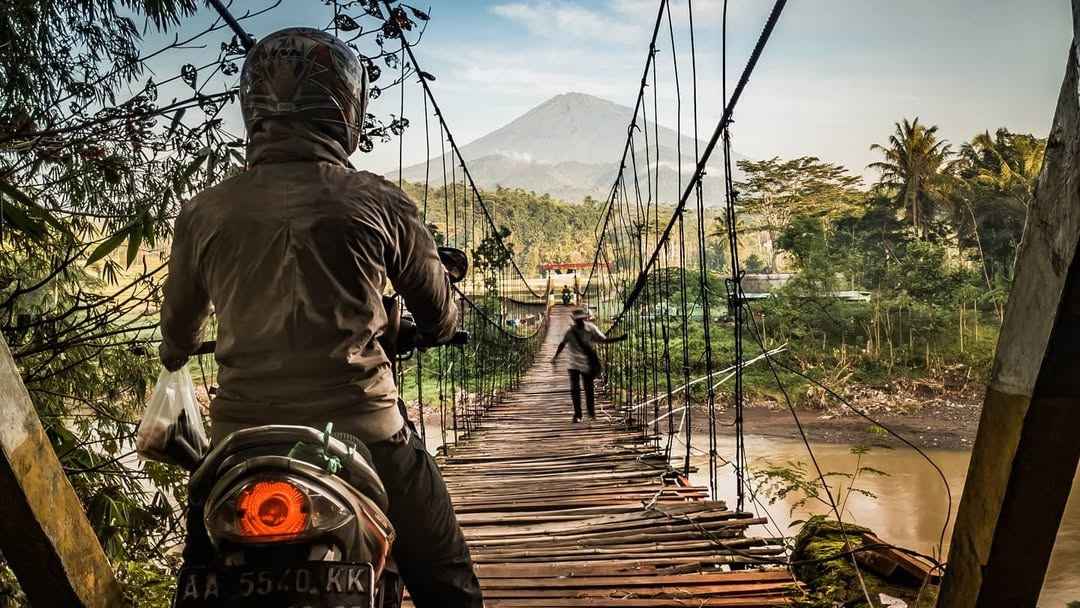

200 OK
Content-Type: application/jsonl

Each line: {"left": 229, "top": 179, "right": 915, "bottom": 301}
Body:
{"left": 381, "top": 0, "right": 950, "bottom": 603}
{"left": 327, "top": 0, "right": 870, "bottom": 603}
{"left": 409, "top": 306, "right": 795, "bottom": 606}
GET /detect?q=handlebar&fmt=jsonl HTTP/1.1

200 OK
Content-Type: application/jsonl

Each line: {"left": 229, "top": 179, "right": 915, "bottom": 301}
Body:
{"left": 396, "top": 314, "right": 470, "bottom": 351}
{"left": 434, "top": 330, "right": 471, "bottom": 348}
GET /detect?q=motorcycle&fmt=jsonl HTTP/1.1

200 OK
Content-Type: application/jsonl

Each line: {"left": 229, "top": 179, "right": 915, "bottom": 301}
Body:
{"left": 170, "top": 247, "right": 469, "bottom": 608}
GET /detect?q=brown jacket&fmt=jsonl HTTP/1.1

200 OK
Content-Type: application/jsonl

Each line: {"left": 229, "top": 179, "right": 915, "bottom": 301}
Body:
{"left": 160, "top": 119, "right": 457, "bottom": 442}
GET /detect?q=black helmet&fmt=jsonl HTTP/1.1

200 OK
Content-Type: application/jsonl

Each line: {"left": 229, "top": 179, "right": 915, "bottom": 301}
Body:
{"left": 239, "top": 27, "right": 368, "bottom": 153}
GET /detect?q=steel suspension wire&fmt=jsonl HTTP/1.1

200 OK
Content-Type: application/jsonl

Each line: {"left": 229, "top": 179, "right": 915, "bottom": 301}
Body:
{"left": 379, "top": 4, "right": 550, "bottom": 457}
{"left": 602, "top": 0, "right": 789, "bottom": 332}
{"left": 680, "top": 0, "right": 722, "bottom": 505}
{"left": 581, "top": 0, "right": 670, "bottom": 297}
{"left": 579, "top": 0, "right": 787, "bottom": 510}
{"left": 715, "top": 0, "right": 744, "bottom": 514}
{"left": 380, "top": 2, "right": 544, "bottom": 302}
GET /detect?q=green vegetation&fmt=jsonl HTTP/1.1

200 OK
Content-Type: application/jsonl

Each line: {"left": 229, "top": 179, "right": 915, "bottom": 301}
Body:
{"left": 595, "top": 120, "right": 1041, "bottom": 414}
{"left": 719, "top": 122, "right": 1039, "bottom": 406}
{"left": 399, "top": 182, "right": 605, "bottom": 271}
{"left": 791, "top": 516, "right": 938, "bottom": 608}
{"left": 398, "top": 182, "right": 715, "bottom": 274}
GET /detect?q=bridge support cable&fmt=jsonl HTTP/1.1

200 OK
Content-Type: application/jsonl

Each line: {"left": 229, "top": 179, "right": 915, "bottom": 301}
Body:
{"left": 376, "top": 5, "right": 551, "bottom": 456}
{"left": 578, "top": 0, "right": 788, "bottom": 515}
{"left": 380, "top": 1, "right": 544, "bottom": 302}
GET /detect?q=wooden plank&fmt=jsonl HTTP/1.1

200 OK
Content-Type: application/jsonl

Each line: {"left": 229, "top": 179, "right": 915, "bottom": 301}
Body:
{"left": 0, "top": 337, "right": 123, "bottom": 607}
{"left": 427, "top": 306, "right": 795, "bottom": 606}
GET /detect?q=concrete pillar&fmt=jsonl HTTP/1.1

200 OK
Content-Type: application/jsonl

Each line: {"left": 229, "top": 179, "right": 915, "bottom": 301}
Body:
{"left": 0, "top": 337, "right": 124, "bottom": 607}
{"left": 937, "top": 4, "right": 1080, "bottom": 605}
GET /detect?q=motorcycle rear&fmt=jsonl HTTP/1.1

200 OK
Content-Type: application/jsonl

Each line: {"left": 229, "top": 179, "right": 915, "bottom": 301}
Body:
{"left": 166, "top": 247, "right": 469, "bottom": 608}
{"left": 174, "top": 425, "right": 398, "bottom": 608}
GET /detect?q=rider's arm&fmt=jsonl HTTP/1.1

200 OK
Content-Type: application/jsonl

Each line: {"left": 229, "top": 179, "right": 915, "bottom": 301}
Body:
{"left": 385, "top": 189, "right": 458, "bottom": 344}
{"left": 159, "top": 208, "right": 211, "bottom": 371}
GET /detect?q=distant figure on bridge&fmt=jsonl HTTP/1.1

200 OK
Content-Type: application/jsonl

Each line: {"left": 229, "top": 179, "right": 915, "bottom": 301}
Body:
{"left": 561, "top": 285, "right": 573, "bottom": 305}
{"left": 551, "top": 308, "right": 619, "bottom": 422}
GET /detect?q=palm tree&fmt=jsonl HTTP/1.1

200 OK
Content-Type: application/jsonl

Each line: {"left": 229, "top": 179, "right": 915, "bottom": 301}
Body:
{"left": 955, "top": 129, "right": 1046, "bottom": 319}
{"left": 869, "top": 118, "right": 954, "bottom": 239}
{"left": 960, "top": 128, "right": 1044, "bottom": 209}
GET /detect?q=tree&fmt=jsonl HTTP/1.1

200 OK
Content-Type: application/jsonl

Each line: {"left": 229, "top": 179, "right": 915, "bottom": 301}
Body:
{"left": 734, "top": 156, "right": 862, "bottom": 271}
{"left": 744, "top": 254, "right": 767, "bottom": 273}
{"left": 869, "top": 118, "right": 955, "bottom": 240}
{"left": 962, "top": 129, "right": 1044, "bottom": 208}
{"left": 956, "top": 129, "right": 1046, "bottom": 280}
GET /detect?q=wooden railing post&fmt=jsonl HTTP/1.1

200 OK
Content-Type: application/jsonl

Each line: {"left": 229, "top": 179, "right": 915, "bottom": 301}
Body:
{"left": 0, "top": 336, "right": 124, "bottom": 607}
{"left": 937, "top": 3, "right": 1080, "bottom": 605}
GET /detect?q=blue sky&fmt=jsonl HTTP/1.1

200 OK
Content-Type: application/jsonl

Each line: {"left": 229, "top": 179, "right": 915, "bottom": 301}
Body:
{"left": 144, "top": 0, "right": 1072, "bottom": 178}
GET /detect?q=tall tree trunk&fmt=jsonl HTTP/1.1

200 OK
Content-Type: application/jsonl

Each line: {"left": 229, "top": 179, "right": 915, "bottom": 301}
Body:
{"left": 967, "top": 203, "right": 994, "bottom": 293}
{"left": 909, "top": 177, "right": 921, "bottom": 239}
{"left": 959, "top": 302, "right": 965, "bottom": 353}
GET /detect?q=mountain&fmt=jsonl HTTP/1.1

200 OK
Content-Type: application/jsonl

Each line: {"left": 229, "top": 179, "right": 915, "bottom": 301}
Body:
{"left": 393, "top": 92, "right": 744, "bottom": 205}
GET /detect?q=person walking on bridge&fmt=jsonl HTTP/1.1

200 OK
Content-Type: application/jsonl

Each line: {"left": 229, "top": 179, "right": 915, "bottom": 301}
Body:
{"left": 551, "top": 309, "right": 619, "bottom": 422}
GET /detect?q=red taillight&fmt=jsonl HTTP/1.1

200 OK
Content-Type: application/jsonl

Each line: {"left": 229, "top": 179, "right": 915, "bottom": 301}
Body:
{"left": 236, "top": 480, "right": 310, "bottom": 538}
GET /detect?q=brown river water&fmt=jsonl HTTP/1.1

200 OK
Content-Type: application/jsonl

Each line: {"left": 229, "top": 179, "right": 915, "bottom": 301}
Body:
{"left": 681, "top": 433, "right": 1080, "bottom": 607}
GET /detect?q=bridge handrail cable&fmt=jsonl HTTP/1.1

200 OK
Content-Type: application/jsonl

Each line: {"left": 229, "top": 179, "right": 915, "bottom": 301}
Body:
{"left": 586, "top": 0, "right": 789, "bottom": 332}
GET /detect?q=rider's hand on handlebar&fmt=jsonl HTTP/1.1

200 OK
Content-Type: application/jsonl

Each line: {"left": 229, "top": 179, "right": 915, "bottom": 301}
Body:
{"left": 162, "top": 356, "right": 188, "bottom": 372}
{"left": 159, "top": 343, "right": 190, "bottom": 372}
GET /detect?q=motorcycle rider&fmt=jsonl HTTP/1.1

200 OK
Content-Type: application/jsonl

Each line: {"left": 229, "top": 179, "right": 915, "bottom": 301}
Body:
{"left": 158, "top": 27, "right": 483, "bottom": 606}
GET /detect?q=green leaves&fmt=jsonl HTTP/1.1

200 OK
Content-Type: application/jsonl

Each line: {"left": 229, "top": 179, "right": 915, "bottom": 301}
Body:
{"left": 165, "top": 107, "right": 186, "bottom": 139}
{"left": 86, "top": 230, "right": 130, "bottom": 266}
{"left": 178, "top": 147, "right": 211, "bottom": 187}
{"left": 0, "top": 195, "right": 46, "bottom": 239}
{"left": 0, "top": 180, "right": 71, "bottom": 240}
{"left": 126, "top": 230, "right": 144, "bottom": 267}
{"left": 86, "top": 213, "right": 154, "bottom": 268}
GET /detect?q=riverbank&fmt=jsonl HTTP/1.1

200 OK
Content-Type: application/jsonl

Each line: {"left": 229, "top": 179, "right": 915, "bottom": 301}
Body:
{"left": 695, "top": 377, "right": 983, "bottom": 451}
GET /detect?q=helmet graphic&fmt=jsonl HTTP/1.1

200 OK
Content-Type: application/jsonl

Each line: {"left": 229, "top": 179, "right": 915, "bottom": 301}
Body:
{"left": 240, "top": 27, "right": 369, "bottom": 154}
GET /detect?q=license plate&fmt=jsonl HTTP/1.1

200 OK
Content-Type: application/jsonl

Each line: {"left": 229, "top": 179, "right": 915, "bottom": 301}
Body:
{"left": 173, "top": 561, "right": 374, "bottom": 608}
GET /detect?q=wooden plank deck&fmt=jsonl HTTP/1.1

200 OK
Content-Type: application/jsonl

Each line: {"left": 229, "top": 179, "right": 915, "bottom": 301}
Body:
{"left": 414, "top": 306, "right": 796, "bottom": 606}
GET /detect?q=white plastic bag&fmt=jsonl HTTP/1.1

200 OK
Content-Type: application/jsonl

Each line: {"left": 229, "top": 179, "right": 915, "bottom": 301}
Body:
{"left": 136, "top": 367, "right": 209, "bottom": 467}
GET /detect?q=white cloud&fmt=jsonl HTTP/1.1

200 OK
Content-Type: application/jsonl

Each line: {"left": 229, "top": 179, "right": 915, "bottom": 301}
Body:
{"left": 371, "top": 0, "right": 1067, "bottom": 180}
{"left": 491, "top": 1, "right": 644, "bottom": 44}
{"left": 436, "top": 43, "right": 638, "bottom": 103}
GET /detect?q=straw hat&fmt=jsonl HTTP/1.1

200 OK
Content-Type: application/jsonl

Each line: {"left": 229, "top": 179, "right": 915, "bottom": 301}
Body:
{"left": 571, "top": 308, "right": 590, "bottom": 320}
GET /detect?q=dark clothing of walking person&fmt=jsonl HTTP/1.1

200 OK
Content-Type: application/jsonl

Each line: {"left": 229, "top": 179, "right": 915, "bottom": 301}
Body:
{"left": 568, "top": 369, "right": 596, "bottom": 420}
